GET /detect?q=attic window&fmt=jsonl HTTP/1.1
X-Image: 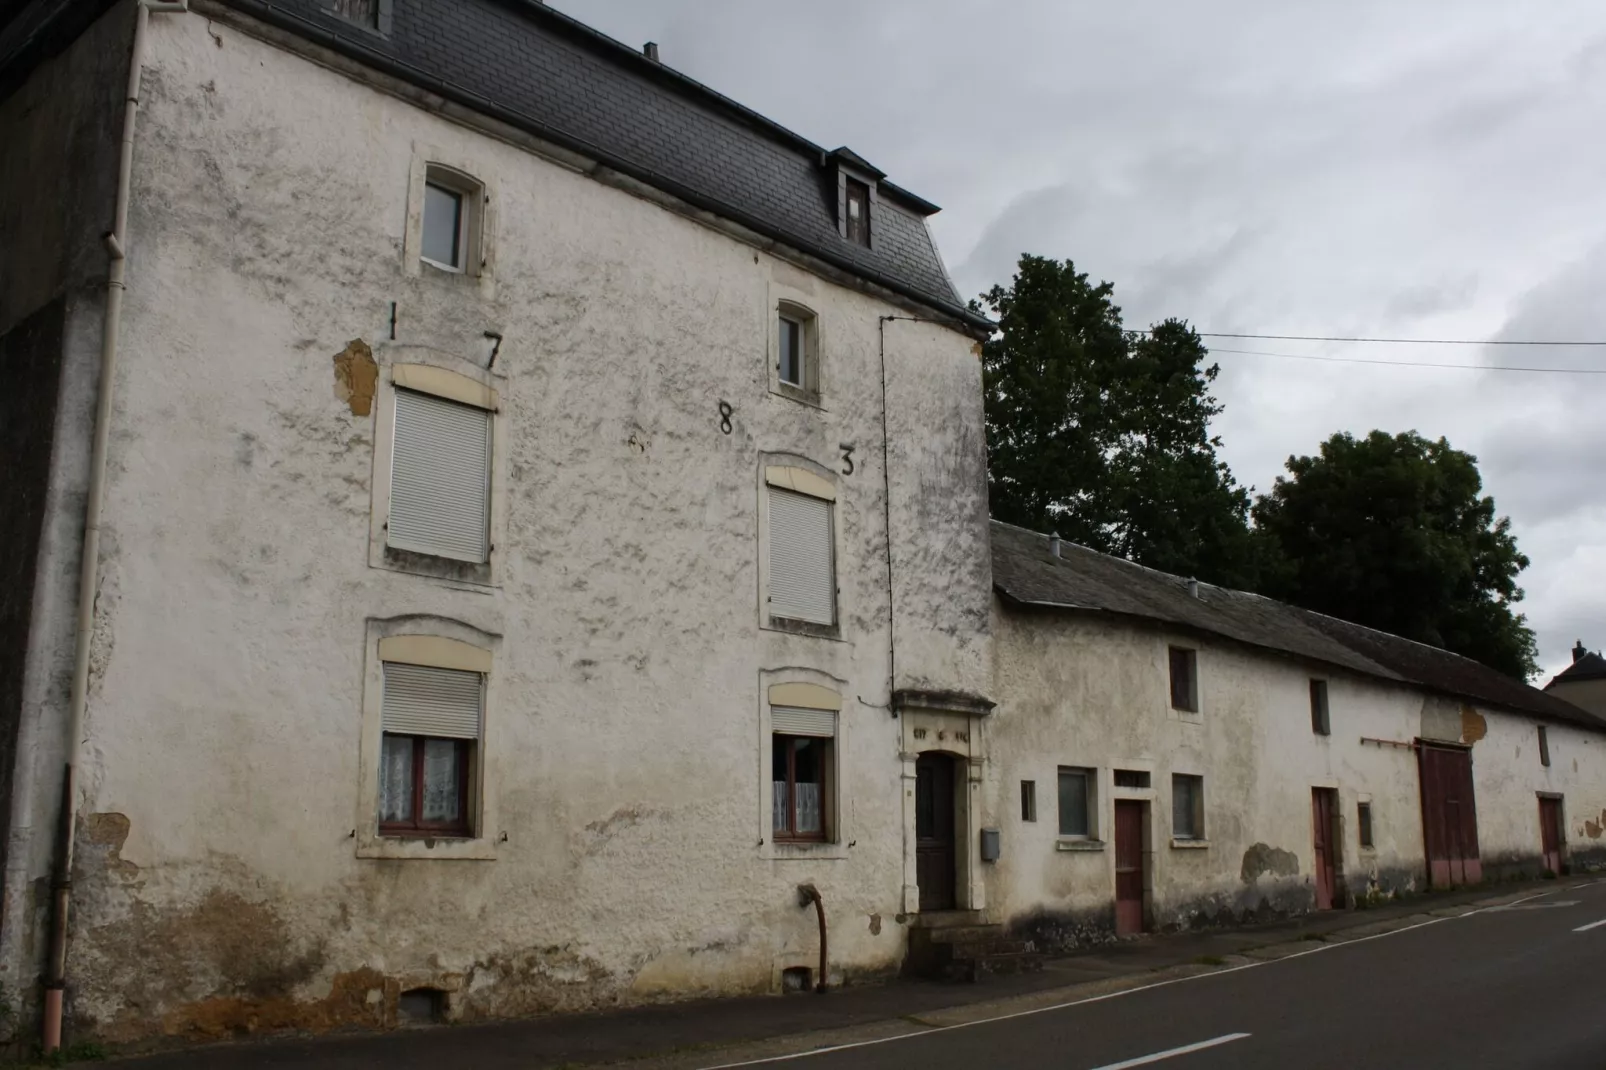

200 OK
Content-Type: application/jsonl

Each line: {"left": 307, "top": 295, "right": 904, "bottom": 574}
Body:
{"left": 844, "top": 179, "right": 870, "bottom": 246}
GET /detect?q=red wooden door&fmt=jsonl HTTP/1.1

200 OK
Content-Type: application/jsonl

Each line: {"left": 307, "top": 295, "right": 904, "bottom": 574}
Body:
{"left": 1419, "top": 745, "right": 1483, "bottom": 887}
{"left": 1539, "top": 797, "right": 1563, "bottom": 875}
{"left": 1113, "top": 801, "right": 1145, "bottom": 936}
{"left": 915, "top": 754, "right": 957, "bottom": 911}
{"left": 1312, "top": 788, "right": 1338, "bottom": 910}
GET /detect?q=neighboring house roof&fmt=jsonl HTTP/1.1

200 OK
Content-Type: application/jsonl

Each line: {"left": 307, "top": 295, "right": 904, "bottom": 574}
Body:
{"left": 990, "top": 520, "right": 1606, "bottom": 732}
{"left": 1548, "top": 651, "right": 1606, "bottom": 686}
{"left": 0, "top": 0, "right": 984, "bottom": 331}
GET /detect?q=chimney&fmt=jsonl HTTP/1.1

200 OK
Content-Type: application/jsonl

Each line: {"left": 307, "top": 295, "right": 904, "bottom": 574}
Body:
{"left": 1048, "top": 533, "right": 1061, "bottom": 558}
{"left": 1187, "top": 579, "right": 1201, "bottom": 599}
{"left": 1576, "top": 640, "right": 1588, "bottom": 663}
{"left": 643, "top": 41, "right": 660, "bottom": 62}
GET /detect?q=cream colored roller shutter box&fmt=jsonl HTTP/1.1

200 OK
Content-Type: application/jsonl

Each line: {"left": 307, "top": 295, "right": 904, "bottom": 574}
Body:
{"left": 381, "top": 662, "right": 483, "bottom": 739}
{"left": 771, "top": 706, "right": 835, "bottom": 738}
{"left": 768, "top": 487, "right": 834, "bottom": 624}
{"left": 389, "top": 388, "right": 492, "bottom": 562}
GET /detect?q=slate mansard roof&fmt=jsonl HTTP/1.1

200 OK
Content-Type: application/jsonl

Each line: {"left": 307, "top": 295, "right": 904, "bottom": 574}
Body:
{"left": 0, "top": 0, "right": 984, "bottom": 331}
{"left": 990, "top": 521, "right": 1606, "bottom": 732}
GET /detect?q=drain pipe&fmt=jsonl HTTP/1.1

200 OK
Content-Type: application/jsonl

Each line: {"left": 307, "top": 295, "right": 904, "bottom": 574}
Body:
{"left": 42, "top": 0, "right": 188, "bottom": 1052}
{"left": 796, "top": 884, "right": 828, "bottom": 993}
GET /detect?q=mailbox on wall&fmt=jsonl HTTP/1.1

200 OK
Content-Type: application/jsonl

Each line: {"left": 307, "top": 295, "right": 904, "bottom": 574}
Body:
{"left": 980, "top": 827, "right": 1001, "bottom": 862}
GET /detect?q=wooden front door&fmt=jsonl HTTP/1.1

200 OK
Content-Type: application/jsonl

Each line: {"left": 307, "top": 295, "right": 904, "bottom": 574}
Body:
{"left": 1419, "top": 744, "right": 1483, "bottom": 887}
{"left": 1539, "top": 797, "right": 1564, "bottom": 876}
{"left": 1312, "top": 788, "right": 1338, "bottom": 910}
{"left": 915, "top": 754, "right": 956, "bottom": 911}
{"left": 1113, "top": 800, "right": 1146, "bottom": 936}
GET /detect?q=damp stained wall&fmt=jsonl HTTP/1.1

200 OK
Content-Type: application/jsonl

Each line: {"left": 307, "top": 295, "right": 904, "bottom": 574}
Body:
{"left": 0, "top": 0, "right": 141, "bottom": 1017}
{"left": 989, "top": 606, "right": 1419, "bottom": 944}
{"left": 988, "top": 604, "right": 1606, "bottom": 946}
{"left": 9, "top": 8, "right": 991, "bottom": 1044}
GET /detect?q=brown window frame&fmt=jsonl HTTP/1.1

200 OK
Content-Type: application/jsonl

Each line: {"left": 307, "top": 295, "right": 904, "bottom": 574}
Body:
{"left": 773, "top": 734, "right": 831, "bottom": 843}
{"left": 1168, "top": 646, "right": 1197, "bottom": 712}
{"left": 379, "top": 734, "right": 474, "bottom": 837}
{"left": 844, "top": 178, "right": 870, "bottom": 246}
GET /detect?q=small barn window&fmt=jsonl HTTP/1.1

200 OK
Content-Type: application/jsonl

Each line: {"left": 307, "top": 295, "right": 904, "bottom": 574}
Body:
{"left": 1172, "top": 774, "right": 1204, "bottom": 840}
{"left": 1168, "top": 646, "right": 1198, "bottom": 712}
{"left": 1357, "top": 801, "right": 1374, "bottom": 849}
{"left": 1310, "top": 679, "right": 1330, "bottom": 736}
{"left": 1058, "top": 767, "right": 1093, "bottom": 837}
{"left": 1021, "top": 780, "right": 1037, "bottom": 822}
{"left": 1538, "top": 726, "right": 1551, "bottom": 768}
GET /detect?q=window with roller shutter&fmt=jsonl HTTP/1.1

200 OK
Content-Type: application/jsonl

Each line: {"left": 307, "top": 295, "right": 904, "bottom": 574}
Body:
{"left": 772, "top": 706, "right": 835, "bottom": 842}
{"left": 379, "top": 660, "right": 482, "bottom": 836}
{"left": 388, "top": 388, "right": 492, "bottom": 563}
{"left": 767, "top": 486, "right": 835, "bottom": 626}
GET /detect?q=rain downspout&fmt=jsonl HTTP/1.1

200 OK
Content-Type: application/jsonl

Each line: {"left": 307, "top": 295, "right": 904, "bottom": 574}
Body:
{"left": 42, "top": 0, "right": 189, "bottom": 1052}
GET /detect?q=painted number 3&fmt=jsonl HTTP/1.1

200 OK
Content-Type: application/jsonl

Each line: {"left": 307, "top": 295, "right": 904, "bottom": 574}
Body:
{"left": 717, "top": 400, "right": 733, "bottom": 435}
{"left": 840, "top": 443, "right": 855, "bottom": 476}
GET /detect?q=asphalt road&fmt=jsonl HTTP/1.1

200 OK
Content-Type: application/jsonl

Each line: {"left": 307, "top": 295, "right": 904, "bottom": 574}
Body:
{"left": 703, "top": 880, "right": 1606, "bottom": 1070}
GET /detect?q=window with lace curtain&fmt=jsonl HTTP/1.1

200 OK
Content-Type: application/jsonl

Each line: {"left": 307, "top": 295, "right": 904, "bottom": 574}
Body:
{"left": 378, "top": 660, "right": 481, "bottom": 837}
{"left": 770, "top": 701, "right": 835, "bottom": 843}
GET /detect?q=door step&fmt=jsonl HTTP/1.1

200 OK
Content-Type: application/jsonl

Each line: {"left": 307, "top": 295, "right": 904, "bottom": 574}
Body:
{"left": 903, "top": 921, "right": 1045, "bottom": 982}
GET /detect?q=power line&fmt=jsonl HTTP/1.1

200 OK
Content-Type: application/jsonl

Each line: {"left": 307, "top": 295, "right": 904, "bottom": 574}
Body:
{"left": 1149, "top": 330, "right": 1606, "bottom": 346}
{"left": 1210, "top": 347, "right": 1606, "bottom": 375}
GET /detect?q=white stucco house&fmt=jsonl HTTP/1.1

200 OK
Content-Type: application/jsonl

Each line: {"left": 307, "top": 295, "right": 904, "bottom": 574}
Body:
{"left": 3, "top": 0, "right": 1606, "bottom": 1056}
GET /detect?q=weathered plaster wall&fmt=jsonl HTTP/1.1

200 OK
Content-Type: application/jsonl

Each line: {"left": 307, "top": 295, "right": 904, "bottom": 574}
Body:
{"left": 987, "top": 605, "right": 1433, "bottom": 950}
{"left": 0, "top": 1, "right": 136, "bottom": 1016}
{"left": 39, "top": 10, "right": 990, "bottom": 1045}
{"left": 1470, "top": 713, "right": 1606, "bottom": 877}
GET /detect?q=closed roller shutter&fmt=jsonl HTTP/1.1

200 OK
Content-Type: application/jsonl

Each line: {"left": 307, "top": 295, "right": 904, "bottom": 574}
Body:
{"left": 389, "top": 388, "right": 491, "bottom": 562}
{"left": 771, "top": 706, "right": 835, "bottom": 737}
{"left": 768, "top": 487, "right": 834, "bottom": 624}
{"left": 382, "top": 662, "right": 483, "bottom": 739}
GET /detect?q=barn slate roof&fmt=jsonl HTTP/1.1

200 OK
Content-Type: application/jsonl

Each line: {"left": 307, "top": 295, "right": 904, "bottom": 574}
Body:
{"left": 990, "top": 520, "right": 1606, "bottom": 732}
{"left": 191, "top": 0, "right": 982, "bottom": 329}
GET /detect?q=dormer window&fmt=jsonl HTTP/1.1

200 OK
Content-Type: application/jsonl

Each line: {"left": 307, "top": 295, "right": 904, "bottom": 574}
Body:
{"left": 827, "top": 147, "right": 884, "bottom": 250}
{"left": 844, "top": 179, "right": 870, "bottom": 246}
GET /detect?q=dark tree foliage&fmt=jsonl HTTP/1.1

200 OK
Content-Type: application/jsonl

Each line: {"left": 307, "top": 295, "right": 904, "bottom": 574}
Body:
{"left": 976, "top": 255, "right": 1257, "bottom": 588}
{"left": 1253, "top": 430, "right": 1538, "bottom": 679}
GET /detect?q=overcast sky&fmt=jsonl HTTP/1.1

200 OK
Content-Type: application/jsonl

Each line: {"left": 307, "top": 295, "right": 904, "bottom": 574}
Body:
{"left": 561, "top": 0, "right": 1606, "bottom": 682}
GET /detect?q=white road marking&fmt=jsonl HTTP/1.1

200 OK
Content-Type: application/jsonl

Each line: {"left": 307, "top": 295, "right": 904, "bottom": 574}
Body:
{"left": 696, "top": 910, "right": 1477, "bottom": 1068}
{"left": 1088, "top": 1033, "right": 1252, "bottom": 1070}
{"left": 1573, "top": 918, "right": 1606, "bottom": 932}
{"left": 1485, "top": 900, "right": 1579, "bottom": 911}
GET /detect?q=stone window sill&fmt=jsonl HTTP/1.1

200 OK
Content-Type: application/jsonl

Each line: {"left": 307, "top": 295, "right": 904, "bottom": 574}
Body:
{"left": 764, "top": 840, "right": 849, "bottom": 861}
{"left": 1170, "top": 838, "right": 1210, "bottom": 850}
{"left": 357, "top": 835, "right": 497, "bottom": 861}
{"left": 1056, "top": 838, "right": 1106, "bottom": 852}
{"left": 764, "top": 616, "right": 843, "bottom": 642}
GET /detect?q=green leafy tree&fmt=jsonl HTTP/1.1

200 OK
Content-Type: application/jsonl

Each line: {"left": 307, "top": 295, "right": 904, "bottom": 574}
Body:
{"left": 976, "top": 255, "right": 1257, "bottom": 587}
{"left": 1252, "top": 430, "right": 1538, "bottom": 679}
